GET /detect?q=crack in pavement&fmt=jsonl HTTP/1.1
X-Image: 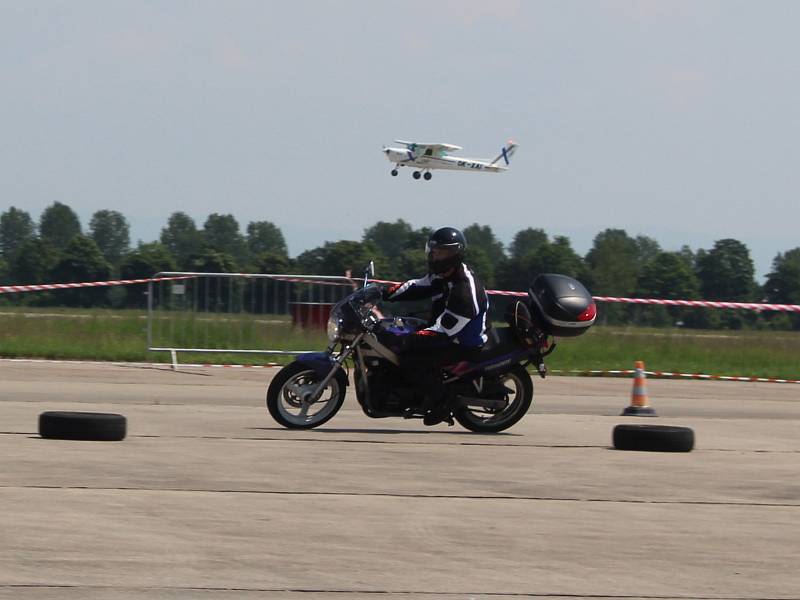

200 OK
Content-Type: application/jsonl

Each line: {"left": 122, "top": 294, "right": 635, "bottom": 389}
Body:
{"left": 2, "top": 430, "right": 799, "bottom": 453}
{"left": 0, "top": 484, "right": 797, "bottom": 508}
{"left": 0, "top": 584, "right": 797, "bottom": 599}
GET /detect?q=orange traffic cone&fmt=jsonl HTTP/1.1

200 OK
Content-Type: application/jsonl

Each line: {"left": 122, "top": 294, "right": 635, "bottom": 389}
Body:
{"left": 621, "top": 360, "right": 657, "bottom": 416}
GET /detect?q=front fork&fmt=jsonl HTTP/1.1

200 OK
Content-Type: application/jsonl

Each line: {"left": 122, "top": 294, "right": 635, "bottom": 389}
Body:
{"left": 307, "top": 333, "right": 364, "bottom": 402}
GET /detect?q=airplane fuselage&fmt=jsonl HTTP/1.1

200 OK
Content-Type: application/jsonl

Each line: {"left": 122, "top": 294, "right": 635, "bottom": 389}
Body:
{"left": 383, "top": 148, "right": 507, "bottom": 173}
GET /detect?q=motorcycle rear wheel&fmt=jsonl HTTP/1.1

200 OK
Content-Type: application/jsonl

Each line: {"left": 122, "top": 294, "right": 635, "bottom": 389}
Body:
{"left": 266, "top": 361, "right": 346, "bottom": 429}
{"left": 454, "top": 364, "right": 533, "bottom": 433}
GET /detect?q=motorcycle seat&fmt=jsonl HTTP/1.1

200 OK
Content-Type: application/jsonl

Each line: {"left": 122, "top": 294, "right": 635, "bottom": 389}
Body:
{"left": 445, "top": 327, "right": 523, "bottom": 376}
{"left": 478, "top": 326, "right": 521, "bottom": 360}
{"left": 445, "top": 327, "right": 522, "bottom": 375}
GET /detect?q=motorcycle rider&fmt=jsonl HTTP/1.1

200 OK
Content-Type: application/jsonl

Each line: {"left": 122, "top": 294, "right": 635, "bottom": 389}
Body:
{"left": 381, "top": 227, "right": 489, "bottom": 425}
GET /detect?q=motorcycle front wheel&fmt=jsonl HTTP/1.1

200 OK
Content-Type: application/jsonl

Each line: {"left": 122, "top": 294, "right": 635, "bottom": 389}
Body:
{"left": 266, "top": 361, "right": 346, "bottom": 429}
{"left": 454, "top": 364, "right": 533, "bottom": 433}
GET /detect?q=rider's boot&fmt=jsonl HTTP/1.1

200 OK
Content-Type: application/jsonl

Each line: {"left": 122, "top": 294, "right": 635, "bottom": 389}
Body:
{"left": 420, "top": 386, "right": 453, "bottom": 426}
{"left": 402, "top": 394, "right": 438, "bottom": 421}
{"left": 423, "top": 406, "right": 454, "bottom": 427}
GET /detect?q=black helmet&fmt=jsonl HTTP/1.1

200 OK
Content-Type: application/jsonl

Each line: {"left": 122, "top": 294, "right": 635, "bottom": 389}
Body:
{"left": 426, "top": 227, "right": 466, "bottom": 274}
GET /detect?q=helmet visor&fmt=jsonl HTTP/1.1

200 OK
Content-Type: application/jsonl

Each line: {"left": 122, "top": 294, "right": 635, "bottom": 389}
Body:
{"left": 425, "top": 242, "right": 462, "bottom": 261}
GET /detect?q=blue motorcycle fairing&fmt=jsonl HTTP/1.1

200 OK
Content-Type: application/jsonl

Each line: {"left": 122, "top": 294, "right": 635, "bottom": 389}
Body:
{"left": 383, "top": 324, "right": 415, "bottom": 335}
{"left": 295, "top": 353, "right": 348, "bottom": 386}
{"left": 444, "top": 347, "right": 534, "bottom": 379}
{"left": 378, "top": 316, "right": 428, "bottom": 336}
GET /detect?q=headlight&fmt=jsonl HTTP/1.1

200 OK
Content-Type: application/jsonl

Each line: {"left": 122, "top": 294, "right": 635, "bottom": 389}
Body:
{"left": 326, "top": 314, "right": 341, "bottom": 341}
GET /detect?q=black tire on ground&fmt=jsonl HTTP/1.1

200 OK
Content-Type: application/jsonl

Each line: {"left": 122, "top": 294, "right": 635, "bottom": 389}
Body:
{"left": 39, "top": 411, "right": 127, "bottom": 441}
{"left": 613, "top": 424, "right": 694, "bottom": 452}
{"left": 412, "top": 171, "right": 421, "bottom": 179}
{"left": 423, "top": 171, "right": 432, "bottom": 180}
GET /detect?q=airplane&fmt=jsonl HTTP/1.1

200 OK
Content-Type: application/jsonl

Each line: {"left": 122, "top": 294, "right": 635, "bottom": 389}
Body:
{"left": 382, "top": 139, "right": 518, "bottom": 180}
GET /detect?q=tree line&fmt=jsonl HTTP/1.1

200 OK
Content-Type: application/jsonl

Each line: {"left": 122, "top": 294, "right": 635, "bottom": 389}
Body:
{"left": 1, "top": 203, "right": 798, "bottom": 330}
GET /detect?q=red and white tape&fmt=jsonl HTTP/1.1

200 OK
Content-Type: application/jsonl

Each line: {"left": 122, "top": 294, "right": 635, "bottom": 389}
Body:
{"left": 2, "top": 274, "right": 799, "bottom": 313}
{"left": 486, "top": 289, "right": 528, "bottom": 297}
{"left": 181, "top": 365, "right": 799, "bottom": 382}
{"left": 552, "top": 368, "right": 800, "bottom": 384}
{"left": 485, "top": 290, "right": 800, "bottom": 312}
{"left": 0, "top": 275, "right": 194, "bottom": 295}
{"left": 0, "top": 357, "right": 280, "bottom": 369}
{"left": 394, "top": 282, "right": 800, "bottom": 313}
{"left": 3, "top": 357, "right": 796, "bottom": 384}
{"left": 592, "top": 295, "right": 800, "bottom": 313}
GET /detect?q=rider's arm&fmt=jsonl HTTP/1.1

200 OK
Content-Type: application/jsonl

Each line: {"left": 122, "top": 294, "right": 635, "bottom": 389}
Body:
{"left": 382, "top": 274, "right": 438, "bottom": 302}
{"left": 423, "top": 307, "right": 477, "bottom": 338}
{"left": 422, "top": 279, "right": 483, "bottom": 339}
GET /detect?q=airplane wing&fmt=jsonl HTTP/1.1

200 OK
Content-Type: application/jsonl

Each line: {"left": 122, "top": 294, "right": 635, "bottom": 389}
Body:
{"left": 394, "top": 140, "right": 463, "bottom": 152}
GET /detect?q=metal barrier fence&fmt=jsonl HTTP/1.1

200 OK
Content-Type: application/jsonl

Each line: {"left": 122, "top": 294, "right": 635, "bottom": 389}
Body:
{"left": 146, "top": 272, "right": 360, "bottom": 367}
{"left": 146, "top": 271, "right": 522, "bottom": 367}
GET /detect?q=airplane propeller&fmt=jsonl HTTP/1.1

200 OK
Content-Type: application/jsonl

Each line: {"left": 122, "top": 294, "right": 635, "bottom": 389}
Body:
{"left": 383, "top": 144, "right": 414, "bottom": 162}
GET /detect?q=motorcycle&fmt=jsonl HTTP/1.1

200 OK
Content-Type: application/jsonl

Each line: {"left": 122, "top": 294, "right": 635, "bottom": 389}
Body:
{"left": 266, "top": 264, "right": 596, "bottom": 433}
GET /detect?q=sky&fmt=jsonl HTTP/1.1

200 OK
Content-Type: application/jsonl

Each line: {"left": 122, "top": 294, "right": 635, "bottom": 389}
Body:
{"left": 1, "top": 0, "right": 798, "bottom": 281}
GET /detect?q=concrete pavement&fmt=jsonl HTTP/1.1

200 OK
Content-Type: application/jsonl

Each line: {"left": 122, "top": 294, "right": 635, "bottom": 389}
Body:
{"left": 1, "top": 360, "right": 798, "bottom": 599}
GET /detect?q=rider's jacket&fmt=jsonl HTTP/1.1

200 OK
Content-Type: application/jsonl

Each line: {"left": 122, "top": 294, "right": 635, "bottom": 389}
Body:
{"left": 383, "top": 263, "right": 489, "bottom": 348}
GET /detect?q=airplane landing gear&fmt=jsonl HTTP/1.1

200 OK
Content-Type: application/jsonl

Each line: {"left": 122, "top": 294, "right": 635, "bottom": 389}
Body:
{"left": 391, "top": 169, "right": 398, "bottom": 176}
{"left": 412, "top": 171, "right": 421, "bottom": 180}
{"left": 423, "top": 171, "right": 432, "bottom": 181}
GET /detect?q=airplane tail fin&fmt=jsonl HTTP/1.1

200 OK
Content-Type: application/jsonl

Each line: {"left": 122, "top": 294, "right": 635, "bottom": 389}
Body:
{"left": 490, "top": 140, "right": 518, "bottom": 166}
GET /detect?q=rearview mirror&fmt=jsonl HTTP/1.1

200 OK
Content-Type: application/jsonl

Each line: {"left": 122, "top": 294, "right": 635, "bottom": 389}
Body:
{"left": 363, "top": 260, "right": 375, "bottom": 287}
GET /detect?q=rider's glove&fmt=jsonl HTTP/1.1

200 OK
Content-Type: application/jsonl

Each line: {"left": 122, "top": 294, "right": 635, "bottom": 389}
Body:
{"left": 381, "top": 282, "right": 402, "bottom": 301}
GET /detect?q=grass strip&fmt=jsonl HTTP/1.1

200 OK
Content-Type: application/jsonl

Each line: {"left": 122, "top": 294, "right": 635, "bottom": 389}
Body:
{"left": 0, "top": 307, "right": 798, "bottom": 379}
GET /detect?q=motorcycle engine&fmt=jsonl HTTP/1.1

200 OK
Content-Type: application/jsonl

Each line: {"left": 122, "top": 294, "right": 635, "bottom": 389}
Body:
{"left": 355, "top": 361, "right": 416, "bottom": 415}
